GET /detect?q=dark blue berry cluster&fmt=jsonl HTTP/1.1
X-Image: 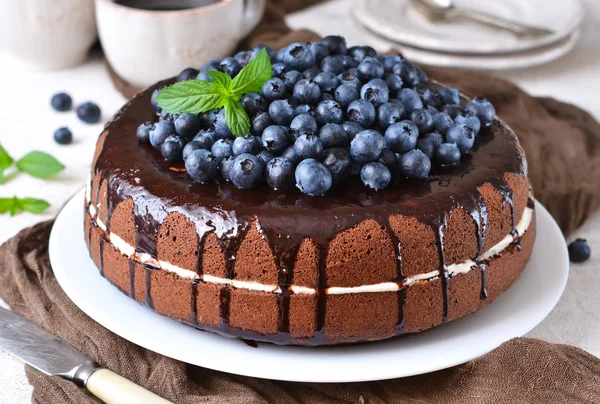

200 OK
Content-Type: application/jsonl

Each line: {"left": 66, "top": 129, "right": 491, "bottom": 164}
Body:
{"left": 139, "top": 37, "right": 496, "bottom": 196}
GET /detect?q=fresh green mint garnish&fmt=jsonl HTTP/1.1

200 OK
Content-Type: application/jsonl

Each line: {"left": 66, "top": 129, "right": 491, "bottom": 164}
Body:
{"left": 0, "top": 196, "right": 51, "bottom": 216}
{"left": 156, "top": 48, "right": 273, "bottom": 137}
{"left": 0, "top": 144, "right": 14, "bottom": 184}
{"left": 0, "top": 144, "right": 65, "bottom": 184}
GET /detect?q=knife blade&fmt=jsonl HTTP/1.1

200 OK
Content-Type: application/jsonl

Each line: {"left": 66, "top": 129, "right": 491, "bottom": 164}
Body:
{"left": 0, "top": 307, "right": 171, "bottom": 403}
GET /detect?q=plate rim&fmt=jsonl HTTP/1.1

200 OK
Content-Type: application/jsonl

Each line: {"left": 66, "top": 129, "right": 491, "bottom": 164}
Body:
{"left": 49, "top": 190, "right": 569, "bottom": 382}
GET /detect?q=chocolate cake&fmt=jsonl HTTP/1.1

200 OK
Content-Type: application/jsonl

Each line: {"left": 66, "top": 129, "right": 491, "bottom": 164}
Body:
{"left": 85, "top": 41, "right": 535, "bottom": 346}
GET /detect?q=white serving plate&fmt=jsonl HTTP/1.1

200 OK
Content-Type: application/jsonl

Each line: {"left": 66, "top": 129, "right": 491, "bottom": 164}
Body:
{"left": 50, "top": 190, "right": 569, "bottom": 382}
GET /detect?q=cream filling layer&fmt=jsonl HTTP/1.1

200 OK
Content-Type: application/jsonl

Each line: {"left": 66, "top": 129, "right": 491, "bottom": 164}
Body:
{"left": 89, "top": 203, "right": 533, "bottom": 296}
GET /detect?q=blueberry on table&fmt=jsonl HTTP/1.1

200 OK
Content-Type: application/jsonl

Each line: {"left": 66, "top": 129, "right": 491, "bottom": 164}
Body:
{"left": 240, "top": 92, "right": 268, "bottom": 117}
{"left": 232, "top": 135, "right": 261, "bottom": 156}
{"left": 347, "top": 99, "right": 376, "bottom": 128}
{"left": 315, "top": 100, "right": 343, "bottom": 126}
{"left": 385, "top": 121, "right": 419, "bottom": 154}
{"left": 446, "top": 124, "right": 475, "bottom": 153}
{"left": 268, "top": 99, "right": 295, "bottom": 125}
{"left": 230, "top": 153, "right": 265, "bottom": 189}
{"left": 136, "top": 122, "right": 153, "bottom": 143}
{"left": 251, "top": 112, "right": 274, "bottom": 136}
{"left": 350, "top": 130, "right": 385, "bottom": 164}
{"left": 399, "top": 149, "right": 431, "bottom": 179}
{"left": 360, "top": 78, "right": 390, "bottom": 108}
{"left": 294, "top": 134, "right": 323, "bottom": 160}
{"left": 435, "top": 143, "right": 462, "bottom": 166}
{"left": 293, "top": 79, "right": 322, "bottom": 105}
{"left": 319, "top": 123, "right": 348, "bottom": 148}
{"left": 455, "top": 113, "right": 481, "bottom": 135}
{"left": 357, "top": 57, "right": 384, "bottom": 81}
{"left": 295, "top": 159, "right": 332, "bottom": 196}
{"left": 266, "top": 156, "right": 296, "bottom": 189}
{"left": 76, "top": 102, "right": 101, "bottom": 124}
{"left": 261, "top": 125, "right": 290, "bottom": 154}
{"left": 397, "top": 88, "right": 424, "bottom": 114}
{"left": 177, "top": 68, "right": 199, "bottom": 82}
{"left": 185, "top": 149, "right": 218, "bottom": 183}
{"left": 320, "top": 56, "right": 345, "bottom": 75}
{"left": 53, "top": 127, "right": 72, "bottom": 145}
{"left": 291, "top": 114, "right": 318, "bottom": 137}
{"left": 334, "top": 84, "right": 359, "bottom": 108}
{"left": 377, "top": 102, "right": 405, "bottom": 130}
{"left": 174, "top": 113, "right": 201, "bottom": 138}
{"left": 262, "top": 77, "right": 287, "bottom": 101}
{"left": 436, "top": 87, "right": 460, "bottom": 106}
{"left": 50, "top": 92, "right": 72, "bottom": 112}
{"left": 210, "top": 138, "right": 233, "bottom": 164}
{"left": 361, "top": 162, "right": 391, "bottom": 191}
{"left": 433, "top": 112, "right": 454, "bottom": 135}
{"left": 465, "top": 97, "right": 496, "bottom": 125}
{"left": 282, "top": 42, "right": 315, "bottom": 71}
{"left": 161, "top": 135, "right": 186, "bottom": 162}
{"left": 568, "top": 239, "right": 591, "bottom": 263}
{"left": 320, "top": 35, "right": 347, "bottom": 55}
{"left": 410, "top": 108, "right": 434, "bottom": 134}
{"left": 149, "top": 119, "right": 176, "bottom": 148}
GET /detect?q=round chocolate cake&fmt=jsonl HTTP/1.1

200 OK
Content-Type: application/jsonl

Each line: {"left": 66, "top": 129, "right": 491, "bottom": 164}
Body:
{"left": 85, "top": 39, "right": 535, "bottom": 346}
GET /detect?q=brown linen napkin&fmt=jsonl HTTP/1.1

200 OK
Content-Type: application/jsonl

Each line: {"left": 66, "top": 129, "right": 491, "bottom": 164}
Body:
{"left": 1, "top": 221, "right": 600, "bottom": 404}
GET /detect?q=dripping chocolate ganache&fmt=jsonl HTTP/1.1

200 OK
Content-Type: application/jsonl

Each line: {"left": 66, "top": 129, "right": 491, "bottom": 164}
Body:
{"left": 85, "top": 39, "right": 535, "bottom": 346}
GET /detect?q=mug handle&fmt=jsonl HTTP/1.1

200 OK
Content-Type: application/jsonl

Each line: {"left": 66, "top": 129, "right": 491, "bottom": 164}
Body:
{"left": 241, "top": 0, "right": 266, "bottom": 37}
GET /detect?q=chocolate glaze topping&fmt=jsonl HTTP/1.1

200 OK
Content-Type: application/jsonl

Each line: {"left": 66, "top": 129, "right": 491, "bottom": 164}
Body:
{"left": 89, "top": 81, "right": 529, "bottom": 345}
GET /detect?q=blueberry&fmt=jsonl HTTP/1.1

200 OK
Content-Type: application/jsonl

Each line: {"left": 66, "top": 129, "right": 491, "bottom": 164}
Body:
{"left": 313, "top": 71, "right": 338, "bottom": 93}
{"left": 342, "top": 121, "right": 364, "bottom": 141}
{"left": 321, "top": 35, "right": 347, "bottom": 55}
{"left": 257, "top": 150, "right": 276, "bottom": 165}
{"left": 199, "top": 109, "right": 219, "bottom": 128}
{"left": 334, "top": 84, "right": 359, "bottom": 108}
{"left": 262, "top": 125, "right": 290, "bottom": 153}
{"left": 161, "top": 135, "right": 185, "bottom": 162}
{"left": 347, "top": 99, "right": 376, "bottom": 128}
{"left": 230, "top": 153, "right": 265, "bottom": 189}
{"left": 294, "top": 104, "right": 315, "bottom": 118}
{"left": 319, "top": 123, "right": 348, "bottom": 148}
{"left": 183, "top": 141, "right": 205, "bottom": 160}
{"left": 136, "top": 122, "right": 153, "bottom": 143}
{"left": 322, "top": 148, "right": 352, "bottom": 183}
{"left": 282, "top": 145, "right": 301, "bottom": 164}
{"left": 151, "top": 89, "right": 162, "bottom": 114}
{"left": 177, "top": 68, "right": 199, "bottom": 82}
{"left": 455, "top": 113, "right": 481, "bottom": 135}
{"left": 174, "top": 113, "right": 201, "bottom": 138}
{"left": 349, "top": 45, "right": 377, "bottom": 62}
{"left": 446, "top": 124, "right": 475, "bottom": 152}
{"left": 361, "top": 162, "right": 391, "bottom": 191}
{"left": 200, "top": 59, "right": 221, "bottom": 71}
{"left": 149, "top": 119, "right": 176, "bottom": 148}
{"left": 397, "top": 88, "right": 424, "bottom": 114}
{"left": 240, "top": 93, "right": 268, "bottom": 117}
{"left": 378, "top": 148, "right": 398, "bottom": 172}
{"left": 416, "top": 132, "right": 443, "bottom": 159}
{"left": 435, "top": 143, "right": 461, "bottom": 165}
{"left": 350, "top": 130, "right": 385, "bottom": 163}
{"left": 357, "top": 57, "right": 384, "bottom": 81}
{"left": 76, "top": 102, "right": 101, "bottom": 124}
{"left": 295, "top": 159, "right": 332, "bottom": 195}
{"left": 268, "top": 99, "right": 295, "bottom": 125}
{"left": 392, "top": 62, "right": 418, "bottom": 87}
{"left": 433, "top": 112, "right": 454, "bottom": 135}
{"left": 217, "top": 57, "right": 241, "bottom": 77}
{"left": 399, "top": 149, "right": 431, "bottom": 179}
{"left": 320, "top": 56, "right": 345, "bottom": 75}
{"left": 234, "top": 50, "right": 252, "bottom": 65}
{"left": 185, "top": 149, "right": 218, "bottom": 183}
{"left": 214, "top": 109, "right": 234, "bottom": 139}
{"left": 281, "top": 70, "right": 303, "bottom": 90}
{"left": 410, "top": 108, "right": 434, "bottom": 134}
{"left": 568, "top": 239, "right": 591, "bottom": 263}
{"left": 383, "top": 73, "right": 403, "bottom": 93}
{"left": 291, "top": 114, "right": 318, "bottom": 137}
{"left": 271, "top": 62, "right": 286, "bottom": 76}
{"left": 232, "top": 135, "right": 261, "bottom": 156}
{"left": 50, "top": 92, "right": 72, "bottom": 112}
{"left": 219, "top": 156, "right": 235, "bottom": 181}
{"left": 210, "top": 138, "right": 233, "bottom": 163}
{"left": 196, "top": 70, "right": 212, "bottom": 82}
{"left": 265, "top": 157, "right": 296, "bottom": 189}
{"left": 192, "top": 131, "right": 215, "bottom": 149}
{"left": 262, "top": 78, "right": 287, "bottom": 101}
{"left": 383, "top": 56, "right": 403, "bottom": 73}
{"left": 302, "top": 66, "right": 321, "bottom": 81}
{"left": 414, "top": 84, "right": 438, "bottom": 107}
{"left": 276, "top": 48, "right": 286, "bottom": 63}
{"left": 465, "top": 97, "right": 496, "bottom": 125}
{"left": 385, "top": 121, "right": 419, "bottom": 154}
{"left": 441, "top": 104, "right": 462, "bottom": 119}
{"left": 294, "top": 134, "right": 323, "bottom": 159}
{"left": 251, "top": 112, "right": 274, "bottom": 136}
{"left": 315, "top": 100, "right": 343, "bottom": 126}
{"left": 360, "top": 78, "right": 390, "bottom": 108}
{"left": 293, "top": 79, "right": 321, "bottom": 105}
{"left": 282, "top": 42, "right": 315, "bottom": 71}
{"left": 377, "top": 102, "right": 405, "bottom": 130}
{"left": 337, "top": 71, "right": 362, "bottom": 91}
{"left": 53, "top": 127, "right": 72, "bottom": 145}
{"left": 308, "top": 42, "right": 330, "bottom": 63}
{"left": 415, "top": 67, "right": 429, "bottom": 83}
{"left": 437, "top": 87, "right": 460, "bottom": 105}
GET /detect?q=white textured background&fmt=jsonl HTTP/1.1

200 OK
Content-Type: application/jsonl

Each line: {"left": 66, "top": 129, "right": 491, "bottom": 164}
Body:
{"left": 0, "top": 1, "right": 599, "bottom": 402}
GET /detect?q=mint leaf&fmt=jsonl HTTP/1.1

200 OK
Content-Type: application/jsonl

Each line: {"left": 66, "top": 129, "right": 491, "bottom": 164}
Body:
{"left": 0, "top": 143, "right": 14, "bottom": 184}
{"left": 0, "top": 198, "right": 16, "bottom": 214}
{"left": 16, "top": 151, "right": 65, "bottom": 179}
{"left": 9, "top": 197, "right": 20, "bottom": 216}
{"left": 19, "top": 197, "right": 51, "bottom": 214}
{"left": 225, "top": 98, "right": 251, "bottom": 137}
{"left": 232, "top": 48, "right": 273, "bottom": 97}
{"left": 207, "top": 70, "right": 233, "bottom": 94}
{"left": 156, "top": 80, "right": 227, "bottom": 115}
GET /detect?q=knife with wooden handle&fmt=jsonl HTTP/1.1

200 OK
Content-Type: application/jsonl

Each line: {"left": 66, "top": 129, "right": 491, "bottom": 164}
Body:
{"left": 0, "top": 307, "right": 171, "bottom": 404}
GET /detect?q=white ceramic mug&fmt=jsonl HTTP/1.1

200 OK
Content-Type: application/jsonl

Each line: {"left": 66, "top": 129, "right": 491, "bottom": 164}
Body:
{"left": 0, "top": 0, "right": 97, "bottom": 70}
{"left": 96, "top": 0, "right": 266, "bottom": 88}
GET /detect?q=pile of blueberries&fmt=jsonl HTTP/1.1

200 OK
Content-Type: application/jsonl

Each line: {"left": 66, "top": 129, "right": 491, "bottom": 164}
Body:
{"left": 137, "top": 36, "right": 496, "bottom": 196}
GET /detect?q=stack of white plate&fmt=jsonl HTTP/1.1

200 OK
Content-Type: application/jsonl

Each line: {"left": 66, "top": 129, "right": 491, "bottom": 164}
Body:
{"left": 351, "top": 0, "right": 584, "bottom": 70}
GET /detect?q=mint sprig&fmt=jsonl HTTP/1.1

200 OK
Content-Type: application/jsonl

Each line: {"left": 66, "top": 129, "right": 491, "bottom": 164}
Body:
{"left": 156, "top": 48, "right": 273, "bottom": 137}
{"left": 0, "top": 144, "right": 14, "bottom": 184}
{"left": 0, "top": 196, "right": 51, "bottom": 216}
{"left": 0, "top": 144, "right": 65, "bottom": 184}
